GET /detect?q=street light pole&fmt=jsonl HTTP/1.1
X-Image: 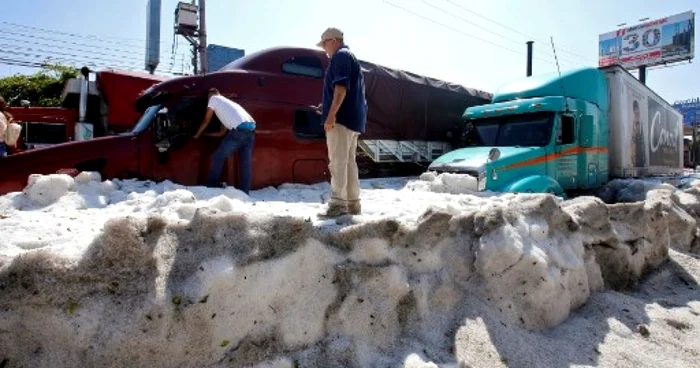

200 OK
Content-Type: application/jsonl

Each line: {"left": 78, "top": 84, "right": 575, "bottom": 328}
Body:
{"left": 198, "top": 0, "right": 208, "bottom": 74}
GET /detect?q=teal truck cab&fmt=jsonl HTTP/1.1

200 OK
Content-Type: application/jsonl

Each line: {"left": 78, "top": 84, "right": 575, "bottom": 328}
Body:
{"left": 428, "top": 65, "right": 684, "bottom": 196}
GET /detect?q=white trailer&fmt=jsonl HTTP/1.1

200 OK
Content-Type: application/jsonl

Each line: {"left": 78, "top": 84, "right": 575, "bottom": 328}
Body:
{"left": 604, "top": 65, "right": 684, "bottom": 178}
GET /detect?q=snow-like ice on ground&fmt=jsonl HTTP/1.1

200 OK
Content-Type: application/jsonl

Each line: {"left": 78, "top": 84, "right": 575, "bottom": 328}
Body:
{"left": 0, "top": 172, "right": 699, "bottom": 367}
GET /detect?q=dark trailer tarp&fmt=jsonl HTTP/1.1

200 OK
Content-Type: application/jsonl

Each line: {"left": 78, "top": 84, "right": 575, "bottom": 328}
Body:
{"left": 359, "top": 60, "right": 492, "bottom": 143}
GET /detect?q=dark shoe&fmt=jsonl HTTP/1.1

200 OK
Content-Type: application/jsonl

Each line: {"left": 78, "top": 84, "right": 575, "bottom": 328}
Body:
{"left": 318, "top": 204, "right": 347, "bottom": 218}
{"left": 348, "top": 201, "right": 361, "bottom": 215}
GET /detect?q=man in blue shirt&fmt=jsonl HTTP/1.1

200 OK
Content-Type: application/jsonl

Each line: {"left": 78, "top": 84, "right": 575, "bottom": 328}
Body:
{"left": 315, "top": 27, "right": 368, "bottom": 217}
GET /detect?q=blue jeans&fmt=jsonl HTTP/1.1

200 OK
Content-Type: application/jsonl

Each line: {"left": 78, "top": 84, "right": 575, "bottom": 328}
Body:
{"left": 206, "top": 128, "right": 255, "bottom": 194}
{"left": 0, "top": 142, "right": 7, "bottom": 157}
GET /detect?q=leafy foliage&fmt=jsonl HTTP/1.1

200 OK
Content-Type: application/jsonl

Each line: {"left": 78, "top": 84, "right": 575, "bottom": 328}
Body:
{"left": 0, "top": 64, "right": 79, "bottom": 107}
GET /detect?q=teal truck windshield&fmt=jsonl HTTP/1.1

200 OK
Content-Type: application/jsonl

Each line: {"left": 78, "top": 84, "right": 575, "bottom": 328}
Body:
{"left": 466, "top": 112, "right": 554, "bottom": 147}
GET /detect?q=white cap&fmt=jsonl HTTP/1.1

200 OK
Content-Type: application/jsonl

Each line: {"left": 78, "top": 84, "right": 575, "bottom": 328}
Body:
{"left": 316, "top": 27, "right": 344, "bottom": 47}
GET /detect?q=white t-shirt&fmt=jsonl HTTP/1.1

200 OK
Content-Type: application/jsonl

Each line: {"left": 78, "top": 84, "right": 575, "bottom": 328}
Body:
{"left": 207, "top": 95, "right": 255, "bottom": 130}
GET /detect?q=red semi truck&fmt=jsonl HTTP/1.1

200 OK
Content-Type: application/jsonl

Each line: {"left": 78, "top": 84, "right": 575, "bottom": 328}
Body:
{"left": 0, "top": 46, "right": 491, "bottom": 195}
{"left": 6, "top": 69, "right": 168, "bottom": 152}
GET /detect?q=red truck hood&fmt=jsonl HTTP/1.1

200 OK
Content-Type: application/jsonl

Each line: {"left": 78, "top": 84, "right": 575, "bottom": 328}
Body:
{"left": 136, "top": 71, "right": 251, "bottom": 111}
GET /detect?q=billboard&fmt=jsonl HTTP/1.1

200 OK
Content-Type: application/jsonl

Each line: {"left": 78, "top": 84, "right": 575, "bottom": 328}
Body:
{"left": 673, "top": 98, "right": 700, "bottom": 126}
{"left": 599, "top": 11, "right": 695, "bottom": 69}
{"left": 207, "top": 44, "right": 245, "bottom": 72}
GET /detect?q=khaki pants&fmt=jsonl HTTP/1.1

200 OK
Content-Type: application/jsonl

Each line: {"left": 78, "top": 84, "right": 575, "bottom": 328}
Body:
{"left": 326, "top": 123, "right": 360, "bottom": 207}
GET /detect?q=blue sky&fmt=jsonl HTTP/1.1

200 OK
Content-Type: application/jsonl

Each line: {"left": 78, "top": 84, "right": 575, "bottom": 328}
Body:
{"left": 0, "top": 0, "right": 698, "bottom": 104}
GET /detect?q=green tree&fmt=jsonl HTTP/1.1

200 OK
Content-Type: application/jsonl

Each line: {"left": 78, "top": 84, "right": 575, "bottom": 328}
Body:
{"left": 0, "top": 64, "right": 79, "bottom": 107}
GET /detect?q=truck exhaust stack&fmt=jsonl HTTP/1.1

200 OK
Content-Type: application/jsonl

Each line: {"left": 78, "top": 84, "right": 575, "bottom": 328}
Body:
{"left": 75, "top": 67, "right": 94, "bottom": 141}
{"left": 78, "top": 67, "right": 89, "bottom": 123}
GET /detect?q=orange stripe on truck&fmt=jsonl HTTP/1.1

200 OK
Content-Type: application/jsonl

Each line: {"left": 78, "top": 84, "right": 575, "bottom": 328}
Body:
{"left": 503, "top": 146, "right": 608, "bottom": 170}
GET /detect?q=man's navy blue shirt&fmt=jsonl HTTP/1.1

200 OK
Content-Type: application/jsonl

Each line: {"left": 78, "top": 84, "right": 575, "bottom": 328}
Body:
{"left": 321, "top": 45, "right": 367, "bottom": 134}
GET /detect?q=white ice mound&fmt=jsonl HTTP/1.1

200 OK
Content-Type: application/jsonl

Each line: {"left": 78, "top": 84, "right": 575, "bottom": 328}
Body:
{"left": 3, "top": 185, "right": 700, "bottom": 367}
{"left": 24, "top": 173, "right": 75, "bottom": 206}
{"left": 20, "top": 172, "right": 114, "bottom": 209}
{"left": 408, "top": 172, "right": 480, "bottom": 194}
{"left": 2, "top": 174, "right": 700, "bottom": 367}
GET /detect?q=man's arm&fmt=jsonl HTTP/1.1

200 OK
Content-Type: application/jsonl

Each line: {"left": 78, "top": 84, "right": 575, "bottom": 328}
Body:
{"left": 329, "top": 86, "right": 347, "bottom": 118}
{"left": 194, "top": 108, "right": 214, "bottom": 139}
{"left": 205, "top": 123, "right": 227, "bottom": 137}
{"left": 324, "top": 85, "right": 347, "bottom": 131}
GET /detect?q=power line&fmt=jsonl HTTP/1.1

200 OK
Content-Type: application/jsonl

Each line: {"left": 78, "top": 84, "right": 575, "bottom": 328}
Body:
{"left": 0, "top": 57, "right": 190, "bottom": 77}
{"left": 0, "top": 24, "right": 193, "bottom": 74}
{"left": 0, "top": 28, "right": 187, "bottom": 60}
{"left": 382, "top": 0, "right": 563, "bottom": 67}
{"left": 0, "top": 56, "right": 189, "bottom": 76}
{"left": 1, "top": 44, "right": 185, "bottom": 71}
{"left": 0, "top": 56, "right": 153, "bottom": 73}
{"left": 0, "top": 52, "right": 189, "bottom": 75}
{"left": 1, "top": 21, "right": 203, "bottom": 75}
{"left": 0, "top": 37, "right": 185, "bottom": 69}
{"left": 421, "top": 0, "right": 586, "bottom": 68}
{"left": 1, "top": 21, "right": 173, "bottom": 46}
{"left": 442, "top": 0, "right": 591, "bottom": 61}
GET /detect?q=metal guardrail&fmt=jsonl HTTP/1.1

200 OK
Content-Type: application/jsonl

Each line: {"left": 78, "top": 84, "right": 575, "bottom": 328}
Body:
{"left": 358, "top": 140, "right": 451, "bottom": 163}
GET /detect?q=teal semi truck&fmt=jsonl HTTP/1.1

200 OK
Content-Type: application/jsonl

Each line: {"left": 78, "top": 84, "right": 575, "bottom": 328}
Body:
{"left": 427, "top": 65, "right": 684, "bottom": 196}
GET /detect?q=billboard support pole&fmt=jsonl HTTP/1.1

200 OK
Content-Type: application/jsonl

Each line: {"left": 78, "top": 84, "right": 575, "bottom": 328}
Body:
{"left": 639, "top": 65, "right": 647, "bottom": 84}
{"left": 526, "top": 41, "right": 533, "bottom": 77}
{"left": 695, "top": 111, "right": 699, "bottom": 169}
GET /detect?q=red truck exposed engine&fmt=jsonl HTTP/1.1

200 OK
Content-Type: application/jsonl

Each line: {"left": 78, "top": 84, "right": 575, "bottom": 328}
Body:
{"left": 0, "top": 46, "right": 491, "bottom": 195}
{"left": 6, "top": 69, "right": 168, "bottom": 151}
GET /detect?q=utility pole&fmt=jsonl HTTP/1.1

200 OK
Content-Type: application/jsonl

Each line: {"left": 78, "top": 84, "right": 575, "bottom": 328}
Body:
{"left": 198, "top": 0, "right": 208, "bottom": 74}
{"left": 192, "top": 48, "right": 199, "bottom": 75}
{"left": 174, "top": 0, "right": 207, "bottom": 75}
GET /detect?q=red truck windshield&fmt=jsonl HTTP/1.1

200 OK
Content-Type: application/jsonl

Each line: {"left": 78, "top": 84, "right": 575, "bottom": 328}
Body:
{"left": 466, "top": 112, "right": 554, "bottom": 147}
{"left": 132, "top": 105, "right": 163, "bottom": 134}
